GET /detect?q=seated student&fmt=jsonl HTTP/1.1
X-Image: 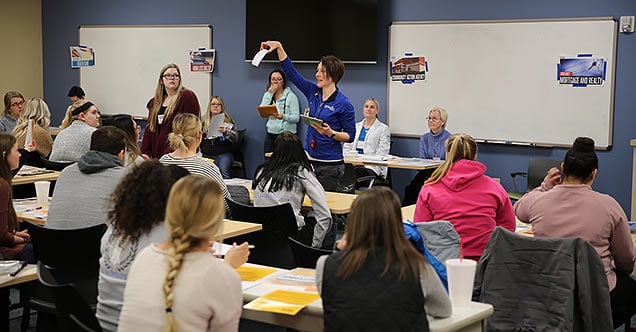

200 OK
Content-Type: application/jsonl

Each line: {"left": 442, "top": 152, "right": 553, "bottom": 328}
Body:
{"left": 413, "top": 133, "right": 515, "bottom": 261}
{"left": 515, "top": 137, "right": 636, "bottom": 328}
{"left": 159, "top": 113, "right": 232, "bottom": 214}
{"left": 96, "top": 160, "right": 189, "bottom": 332}
{"left": 47, "top": 126, "right": 127, "bottom": 230}
{"left": 110, "top": 114, "right": 145, "bottom": 166}
{"left": 342, "top": 98, "right": 391, "bottom": 185}
{"left": 403, "top": 106, "right": 452, "bottom": 205}
{"left": 117, "top": 175, "right": 250, "bottom": 332}
{"left": 0, "top": 91, "right": 25, "bottom": 133}
{"left": 49, "top": 100, "right": 100, "bottom": 162}
{"left": 200, "top": 96, "right": 239, "bottom": 179}
{"left": 13, "top": 97, "right": 54, "bottom": 158}
{"left": 253, "top": 131, "right": 334, "bottom": 249}
{"left": 316, "top": 187, "right": 451, "bottom": 331}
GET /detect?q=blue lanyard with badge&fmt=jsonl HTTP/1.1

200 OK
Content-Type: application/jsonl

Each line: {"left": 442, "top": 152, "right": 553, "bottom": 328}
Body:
{"left": 308, "top": 97, "right": 327, "bottom": 150}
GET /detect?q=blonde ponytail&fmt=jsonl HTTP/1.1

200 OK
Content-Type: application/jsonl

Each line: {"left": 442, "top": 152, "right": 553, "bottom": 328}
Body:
{"left": 425, "top": 133, "right": 477, "bottom": 185}
{"left": 168, "top": 113, "right": 201, "bottom": 151}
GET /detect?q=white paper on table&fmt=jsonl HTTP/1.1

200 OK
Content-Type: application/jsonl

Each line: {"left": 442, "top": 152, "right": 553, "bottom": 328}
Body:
{"left": 207, "top": 113, "right": 225, "bottom": 138}
{"left": 24, "top": 119, "right": 34, "bottom": 148}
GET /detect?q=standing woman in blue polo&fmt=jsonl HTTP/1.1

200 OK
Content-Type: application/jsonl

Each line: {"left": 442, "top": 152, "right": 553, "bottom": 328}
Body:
{"left": 260, "top": 41, "right": 356, "bottom": 192}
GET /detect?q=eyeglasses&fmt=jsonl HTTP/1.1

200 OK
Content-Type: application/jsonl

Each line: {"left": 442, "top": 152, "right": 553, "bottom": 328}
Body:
{"left": 10, "top": 101, "right": 24, "bottom": 108}
{"left": 426, "top": 116, "right": 441, "bottom": 122}
{"left": 162, "top": 74, "right": 180, "bottom": 80}
{"left": 210, "top": 103, "right": 222, "bottom": 106}
{"left": 271, "top": 77, "right": 283, "bottom": 81}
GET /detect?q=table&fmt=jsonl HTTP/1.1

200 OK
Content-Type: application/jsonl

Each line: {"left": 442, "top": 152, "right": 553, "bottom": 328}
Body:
{"left": 0, "top": 264, "right": 37, "bottom": 288}
{"left": 242, "top": 269, "right": 493, "bottom": 332}
{"left": 344, "top": 155, "right": 442, "bottom": 171}
{"left": 402, "top": 204, "right": 416, "bottom": 221}
{"left": 12, "top": 171, "right": 60, "bottom": 186}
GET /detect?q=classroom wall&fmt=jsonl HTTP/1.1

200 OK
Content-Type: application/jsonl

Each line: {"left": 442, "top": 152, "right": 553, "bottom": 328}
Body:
{"left": 0, "top": 0, "right": 43, "bottom": 101}
{"left": 41, "top": 0, "right": 636, "bottom": 215}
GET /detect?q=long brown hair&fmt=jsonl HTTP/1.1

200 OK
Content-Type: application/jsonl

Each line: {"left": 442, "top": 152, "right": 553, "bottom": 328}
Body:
{"left": 425, "top": 133, "right": 477, "bottom": 185}
{"left": 147, "top": 63, "right": 184, "bottom": 133}
{"left": 0, "top": 133, "right": 18, "bottom": 233}
{"left": 338, "top": 186, "right": 426, "bottom": 280}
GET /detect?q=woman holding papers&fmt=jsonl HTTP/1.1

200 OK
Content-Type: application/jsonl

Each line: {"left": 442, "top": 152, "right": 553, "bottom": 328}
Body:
{"left": 260, "top": 69, "right": 300, "bottom": 153}
{"left": 342, "top": 98, "right": 391, "bottom": 183}
{"left": 0, "top": 133, "right": 32, "bottom": 261}
{"left": 118, "top": 175, "right": 249, "bottom": 332}
{"left": 160, "top": 113, "right": 232, "bottom": 215}
{"left": 13, "top": 97, "right": 54, "bottom": 158}
{"left": 260, "top": 41, "right": 356, "bottom": 191}
{"left": 141, "top": 63, "right": 200, "bottom": 159}
{"left": 200, "top": 95, "right": 238, "bottom": 179}
{"left": 316, "top": 187, "right": 451, "bottom": 330}
{"left": 413, "top": 133, "right": 515, "bottom": 261}
{"left": 253, "top": 131, "right": 334, "bottom": 249}
{"left": 514, "top": 137, "right": 636, "bottom": 328}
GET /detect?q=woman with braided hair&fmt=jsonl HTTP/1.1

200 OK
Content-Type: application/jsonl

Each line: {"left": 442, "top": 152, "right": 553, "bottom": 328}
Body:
{"left": 118, "top": 175, "right": 250, "bottom": 332}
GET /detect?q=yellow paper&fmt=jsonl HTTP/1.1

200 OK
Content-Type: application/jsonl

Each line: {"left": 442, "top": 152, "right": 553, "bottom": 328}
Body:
{"left": 235, "top": 266, "right": 277, "bottom": 282}
{"left": 244, "top": 290, "right": 320, "bottom": 316}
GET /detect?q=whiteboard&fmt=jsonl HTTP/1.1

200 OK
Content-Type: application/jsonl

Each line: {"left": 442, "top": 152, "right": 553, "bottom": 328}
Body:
{"left": 79, "top": 25, "right": 212, "bottom": 118}
{"left": 387, "top": 18, "right": 617, "bottom": 149}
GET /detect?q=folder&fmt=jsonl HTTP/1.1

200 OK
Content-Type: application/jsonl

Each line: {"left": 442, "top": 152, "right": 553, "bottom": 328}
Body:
{"left": 257, "top": 105, "right": 279, "bottom": 118}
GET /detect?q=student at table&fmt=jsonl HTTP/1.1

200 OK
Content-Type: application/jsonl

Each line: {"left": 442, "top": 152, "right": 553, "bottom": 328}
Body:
{"left": 514, "top": 137, "right": 636, "bottom": 328}
{"left": 96, "top": 160, "right": 189, "bottom": 332}
{"left": 160, "top": 113, "right": 231, "bottom": 215}
{"left": 404, "top": 106, "right": 452, "bottom": 205}
{"left": 200, "top": 96, "right": 238, "bottom": 179}
{"left": 47, "top": 126, "right": 127, "bottom": 230}
{"left": 0, "top": 91, "right": 25, "bottom": 133}
{"left": 253, "top": 131, "right": 334, "bottom": 249}
{"left": 110, "top": 114, "right": 145, "bottom": 166}
{"left": 118, "top": 175, "right": 249, "bottom": 332}
{"left": 342, "top": 98, "right": 391, "bottom": 184}
{"left": 50, "top": 100, "right": 100, "bottom": 162}
{"left": 0, "top": 133, "right": 32, "bottom": 261}
{"left": 260, "top": 69, "right": 300, "bottom": 153}
{"left": 141, "top": 63, "right": 201, "bottom": 158}
{"left": 13, "top": 97, "right": 54, "bottom": 159}
{"left": 316, "top": 186, "right": 451, "bottom": 331}
{"left": 260, "top": 40, "right": 356, "bottom": 192}
{"left": 413, "top": 133, "right": 515, "bottom": 261}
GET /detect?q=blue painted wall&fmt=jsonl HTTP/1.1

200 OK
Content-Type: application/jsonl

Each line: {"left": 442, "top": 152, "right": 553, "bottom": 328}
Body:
{"left": 42, "top": 0, "right": 636, "bottom": 215}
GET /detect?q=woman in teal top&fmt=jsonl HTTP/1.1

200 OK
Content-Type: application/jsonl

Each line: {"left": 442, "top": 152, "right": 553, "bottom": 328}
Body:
{"left": 260, "top": 69, "right": 300, "bottom": 153}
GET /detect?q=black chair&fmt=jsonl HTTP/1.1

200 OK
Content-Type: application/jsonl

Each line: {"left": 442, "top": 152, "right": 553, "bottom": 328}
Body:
{"left": 37, "top": 261, "right": 102, "bottom": 332}
{"left": 40, "top": 156, "right": 74, "bottom": 171}
{"left": 225, "top": 199, "right": 297, "bottom": 269}
{"left": 509, "top": 158, "right": 561, "bottom": 200}
{"left": 226, "top": 184, "right": 251, "bottom": 205}
{"left": 231, "top": 128, "right": 247, "bottom": 178}
{"left": 24, "top": 222, "right": 106, "bottom": 329}
{"left": 287, "top": 236, "right": 332, "bottom": 268}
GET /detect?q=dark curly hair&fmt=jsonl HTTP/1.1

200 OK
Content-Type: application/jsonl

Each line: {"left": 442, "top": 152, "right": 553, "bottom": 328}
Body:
{"left": 108, "top": 160, "right": 189, "bottom": 243}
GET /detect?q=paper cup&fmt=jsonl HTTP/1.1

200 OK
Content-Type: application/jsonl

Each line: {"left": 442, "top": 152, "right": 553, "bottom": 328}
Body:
{"left": 446, "top": 258, "right": 477, "bottom": 308}
{"left": 34, "top": 181, "right": 50, "bottom": 208}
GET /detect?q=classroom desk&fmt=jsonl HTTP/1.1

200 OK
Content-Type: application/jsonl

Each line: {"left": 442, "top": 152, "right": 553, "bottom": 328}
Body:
{"left": 12, "top": 171, "right": 60, "bottom": 186}
{"left": 402, "top": 204, "right": 416, "bottom": 220}
{"left": 242, "top": 275, "right": 493, "bottom": 332}
{"left": 344, "top": 155, "right": 442, "bottom": 171}
{"left": 0, "top": 264, "right": 37, "bottom": 288}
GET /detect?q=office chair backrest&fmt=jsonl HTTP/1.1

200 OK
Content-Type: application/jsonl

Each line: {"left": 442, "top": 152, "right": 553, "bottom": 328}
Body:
{"left": 38, "top": 261, "right": 103, "bottom": 332}
{"left": 226, "top": 199, "right": 297, "bottom": 268}
{"left": 287, "top": 236, "right": 332, "bottom": 268}
{"left": 526, "top": 158, "right": 562, "bottom": 191}
{"left": 40, "top": 155, "right": 75, "bottom": 171}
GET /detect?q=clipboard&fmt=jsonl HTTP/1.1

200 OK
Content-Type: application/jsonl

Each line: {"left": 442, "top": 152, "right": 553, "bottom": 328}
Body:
{"left": 257, "top": 105, "right": 279, "bottom": 118}
{"left": 300, "top": 115, "right": 324, "bottom": 126}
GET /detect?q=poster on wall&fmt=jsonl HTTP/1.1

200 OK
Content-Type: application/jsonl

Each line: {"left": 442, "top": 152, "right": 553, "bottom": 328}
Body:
{"left": 557, "top": 56, "right": 606, "bottom": 87}
{"left": 189, "top": 49, "right": 215, "bottom": 72}
{"left": 69, "top": 46, "right": 95, "bottom": 68}
{"left": 390, "top": 53, "right": 427, "bottom": 84}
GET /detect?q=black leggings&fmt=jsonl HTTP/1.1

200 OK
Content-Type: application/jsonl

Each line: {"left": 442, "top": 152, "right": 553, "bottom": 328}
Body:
{"left": 610, "top": 270, "right": 636, "bottom": 328}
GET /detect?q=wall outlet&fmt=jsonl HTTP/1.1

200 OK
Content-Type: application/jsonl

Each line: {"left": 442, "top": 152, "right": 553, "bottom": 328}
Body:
{"left": 619, "top": 16, "right": 635, "bottom": 33}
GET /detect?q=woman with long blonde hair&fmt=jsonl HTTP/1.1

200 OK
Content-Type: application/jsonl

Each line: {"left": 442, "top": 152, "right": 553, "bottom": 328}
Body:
{"left": 413, "top": 133, "right": 515, "bottom": 261}
{"left": 118, "top": 175, "right": 249, "bottom": 332}
{"left": 13, "top": 97, "right": 54, "bottom": 158}
{"left": 141, "top": 63, "right": 201, "bottom": 158}
{"left": 200, "top": 95, "right": 238, "bottom": 179}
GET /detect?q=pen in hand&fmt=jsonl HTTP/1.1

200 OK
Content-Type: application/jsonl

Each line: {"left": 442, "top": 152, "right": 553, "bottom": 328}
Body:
{"left": 10, "top": 260, "right": 28, "bottom": 277}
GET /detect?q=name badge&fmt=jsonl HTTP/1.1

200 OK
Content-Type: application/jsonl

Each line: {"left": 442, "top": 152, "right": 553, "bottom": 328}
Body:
{"left": 158, "top": 114, "right": 165, "bottom": 125}
{"left": 356, "top": 139, "right": 365, "bottom": 150}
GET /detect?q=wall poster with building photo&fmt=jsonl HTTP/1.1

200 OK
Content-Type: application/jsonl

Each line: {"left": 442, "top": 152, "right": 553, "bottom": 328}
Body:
{"left": 190, "top": 49, "right": 215, "bottom": 72}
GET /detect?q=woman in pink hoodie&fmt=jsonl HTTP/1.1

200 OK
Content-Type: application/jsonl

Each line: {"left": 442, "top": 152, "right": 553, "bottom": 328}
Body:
{"left": 413, "top": 133, "right": 515, "bottom": 261}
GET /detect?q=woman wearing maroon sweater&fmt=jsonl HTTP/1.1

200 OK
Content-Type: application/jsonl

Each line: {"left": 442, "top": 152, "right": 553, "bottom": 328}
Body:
{"left": 141, "top": 63, "right": 200, "bottom": 158}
